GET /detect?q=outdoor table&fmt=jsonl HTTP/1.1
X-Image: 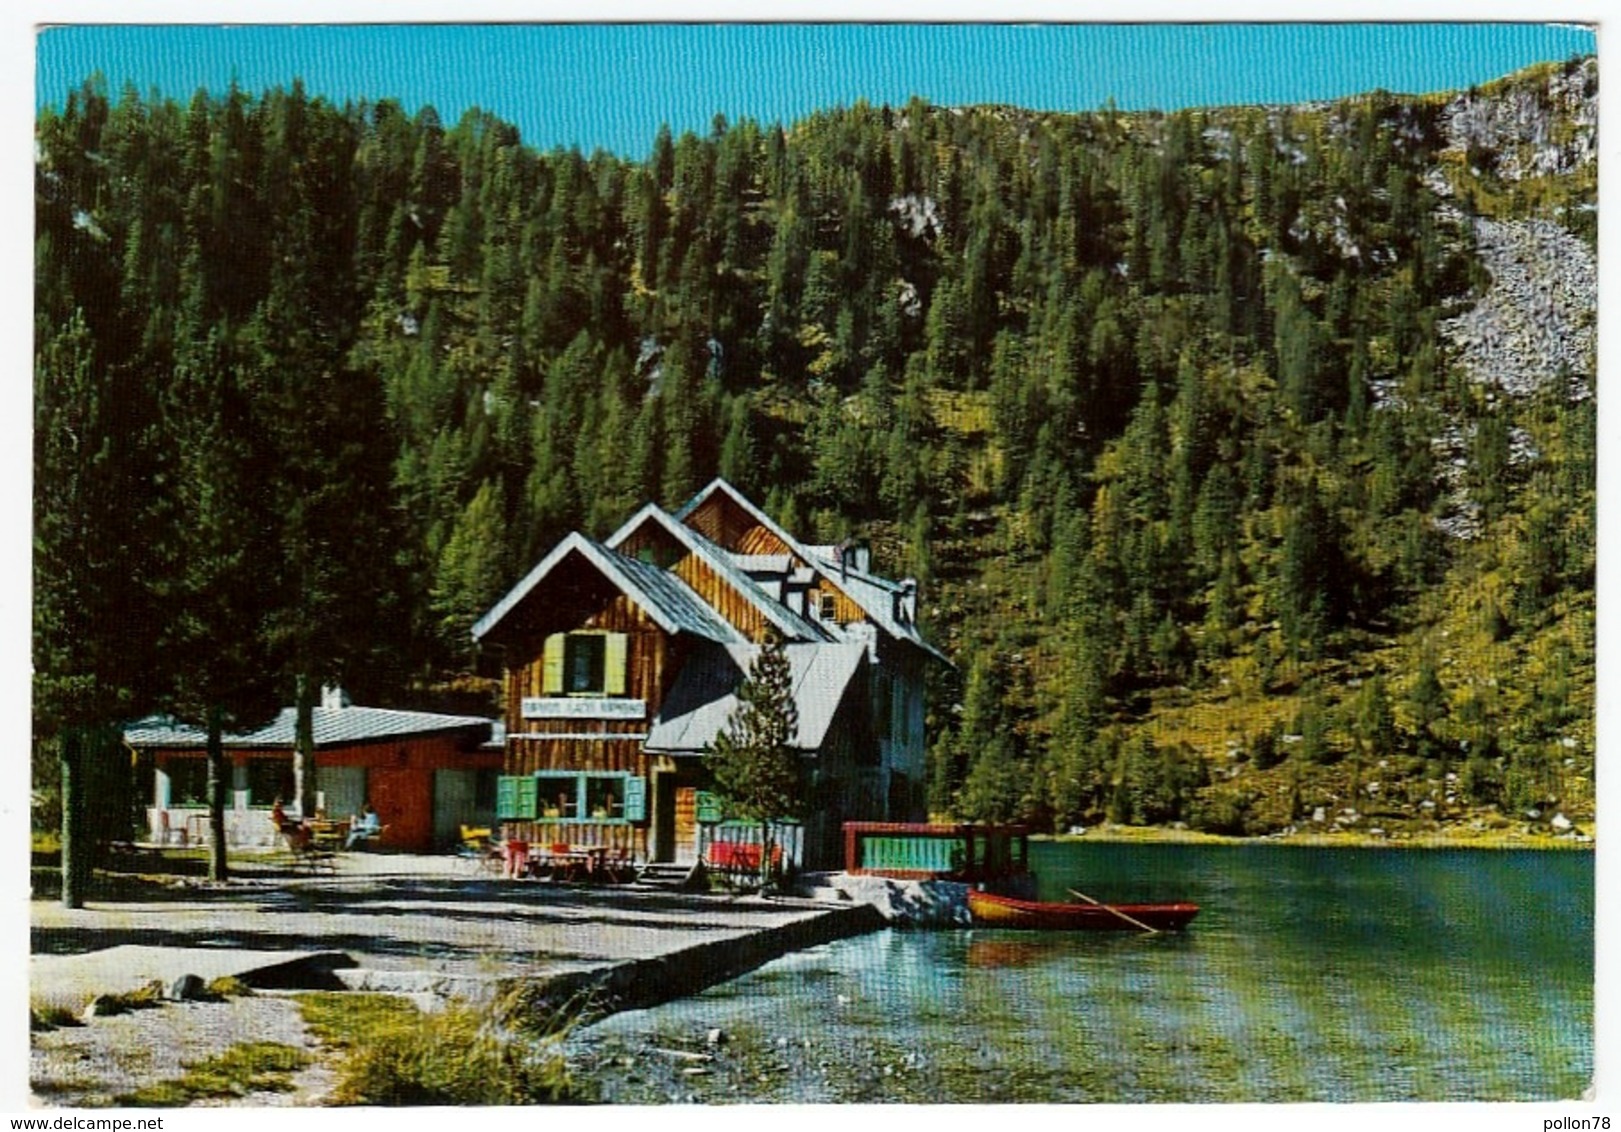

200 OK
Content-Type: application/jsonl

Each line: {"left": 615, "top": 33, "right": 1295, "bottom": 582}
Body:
{"left": 307, "top": 819, "right": 351, "bottom": 851}
{"left": 532, "top": 845, "right": 608, "bottom": 881}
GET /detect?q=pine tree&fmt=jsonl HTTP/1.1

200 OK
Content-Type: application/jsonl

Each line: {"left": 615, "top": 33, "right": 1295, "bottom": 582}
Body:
{"left": 34, "top": 312, "right": 164, "bottom": 905}
{"left": 1409, "top": 650, "right": 1449, "bottom": 768}
{"left": 159, "top": 329, "right": 285, "bottom": 880}
{"left": 717, "top": 395, "right": 756, "bottom": 495}
{"left": 432, "top": 478, "right": 512, "bottom": 662}
{"left": 957, "top": 733, "right": 1024, "bottom": 824}
{"left": 705, "top": 631, "right": 802, "bottom": 883}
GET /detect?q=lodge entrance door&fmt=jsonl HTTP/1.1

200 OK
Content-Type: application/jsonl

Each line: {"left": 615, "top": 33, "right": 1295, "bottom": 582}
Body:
{"left": 673, "top": 786, "right": 698, "bottom": 865}
{"left": 652, "top": 769, "right": 703, "bottom": 864}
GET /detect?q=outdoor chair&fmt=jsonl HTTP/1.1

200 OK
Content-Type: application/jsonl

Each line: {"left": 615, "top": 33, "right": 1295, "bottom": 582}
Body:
{"left": 604, "top": 846, "right": 637, "bottom": 884}
{"left": 158, "top": 811, "right": 188, "bottom": 847}
{"left": 456, "top": 825, "right": 503, "bottom": 875}
{"left": 276, "top": 821, "right": 337, "bottom": 872}
{"left": 503, "top": 839, "right": 530, "bottom": 879}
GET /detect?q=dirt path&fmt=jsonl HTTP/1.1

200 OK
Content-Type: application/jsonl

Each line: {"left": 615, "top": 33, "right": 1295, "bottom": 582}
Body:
{"left": 29, "top": 994, "right": 337, "bottom": 1108}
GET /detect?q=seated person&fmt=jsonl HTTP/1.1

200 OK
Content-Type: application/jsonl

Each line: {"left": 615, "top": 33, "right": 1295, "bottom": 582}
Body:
{"left": 345, "top": 803, "right": 382, "bottom": 849}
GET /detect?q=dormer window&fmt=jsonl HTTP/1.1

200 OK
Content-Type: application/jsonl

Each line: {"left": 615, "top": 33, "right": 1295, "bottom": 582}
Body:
{"left": 819, "top": 593, "right": 837, "bottom": 622}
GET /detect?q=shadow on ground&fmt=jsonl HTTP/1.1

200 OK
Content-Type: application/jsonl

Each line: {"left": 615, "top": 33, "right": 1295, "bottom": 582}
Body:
{"left": 32, "top": 857, "right": 822, "bottom": 976}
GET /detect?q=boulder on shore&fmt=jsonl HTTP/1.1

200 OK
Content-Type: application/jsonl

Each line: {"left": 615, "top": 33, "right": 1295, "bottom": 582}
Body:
{"left": 811, "top": 874, "right": 971, "bottom": 927}
{"left": 169, "top": 973, "right": 208, "bottom": 1002}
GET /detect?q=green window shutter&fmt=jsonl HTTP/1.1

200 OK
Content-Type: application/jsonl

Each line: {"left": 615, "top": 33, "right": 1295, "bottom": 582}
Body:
{"left": 696, "top": 791, "right": 723, "bottom": 824}
{"left": 541, "top": 633, "right": 565, "bottom": 694}
{"left": 604, "top": 632, "right": 628, "bottom": 696}
{"left": 496, "top": 775, "right": 537, "bottom": 820}
{"left": 623, "top": 776, "right": 647, "bottom": 822}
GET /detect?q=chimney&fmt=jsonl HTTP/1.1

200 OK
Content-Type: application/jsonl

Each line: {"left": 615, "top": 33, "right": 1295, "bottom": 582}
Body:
{"left": 321, "top": 685, "right": 351, "bottom": 710}
{"left": 894, "top": 579, "right": 918, "bottom": 625}
{"left": 841, "top": 541, "right": 870, "bottom": 576}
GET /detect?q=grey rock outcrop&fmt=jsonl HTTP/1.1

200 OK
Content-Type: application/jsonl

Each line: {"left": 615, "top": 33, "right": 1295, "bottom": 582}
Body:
{"left": 1441, "top": 216, "right": 1596, "bottom": 402}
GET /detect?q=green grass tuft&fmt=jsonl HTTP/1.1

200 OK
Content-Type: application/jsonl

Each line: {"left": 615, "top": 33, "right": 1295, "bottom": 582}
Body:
{"left": 296, "top": 992, "right": 586, "bottom": 1105}
{"left": 30, "top": 1003, "right": 81, "bottom": 1031}
{"left": 119, "top": 1042, "right": 311, "bottom": 1107}
{"left": 206, "top": 976, "right": 255, "bottom": 999}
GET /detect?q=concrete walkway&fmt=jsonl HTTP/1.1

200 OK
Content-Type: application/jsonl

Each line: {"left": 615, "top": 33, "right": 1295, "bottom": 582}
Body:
{"left": 31, "top": 853, "right": 878, "bottom": 1015}
{"left": 28, "top": 854, "right": 883, "bottom": 1107}
{"left": 31, "top": 946, "right": 353, "bottom": 1011}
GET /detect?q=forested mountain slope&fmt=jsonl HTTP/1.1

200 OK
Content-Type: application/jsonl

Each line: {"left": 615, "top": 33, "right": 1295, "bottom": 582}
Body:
{"left": 35, "top": 56, "right": 1596, "bottom": 839}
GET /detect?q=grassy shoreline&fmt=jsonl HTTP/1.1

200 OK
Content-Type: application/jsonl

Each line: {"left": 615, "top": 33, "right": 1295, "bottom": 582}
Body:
{"left": 1037, "top": 822, "right": 1595, "bottom": 850}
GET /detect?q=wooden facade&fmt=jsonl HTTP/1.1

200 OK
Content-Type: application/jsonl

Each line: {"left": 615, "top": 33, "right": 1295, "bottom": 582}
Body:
{"left": 672, "top": 552, "right": 776, "bottom": 641}
{"left": 682, "top": 492, "right": 788, "bottom": 558}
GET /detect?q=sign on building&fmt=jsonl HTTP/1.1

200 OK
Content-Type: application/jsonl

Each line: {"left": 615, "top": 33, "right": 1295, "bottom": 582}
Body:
{"left": 521, "top": 697, "right": 647, "bottom": 721}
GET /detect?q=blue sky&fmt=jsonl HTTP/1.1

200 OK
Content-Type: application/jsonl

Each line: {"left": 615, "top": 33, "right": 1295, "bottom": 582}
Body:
{"left": 36, "top": 23, "right": 1597, "bottom": 159}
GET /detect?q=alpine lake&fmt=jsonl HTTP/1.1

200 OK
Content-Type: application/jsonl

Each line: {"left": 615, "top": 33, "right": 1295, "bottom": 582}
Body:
{"left": 566, "top": 840, "right": 1594, "bottom": 1104}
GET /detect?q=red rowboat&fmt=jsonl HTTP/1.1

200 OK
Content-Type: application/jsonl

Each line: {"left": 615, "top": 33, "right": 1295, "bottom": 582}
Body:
{"left": 968, "top": 889, "right": 1200, "bottom": 932}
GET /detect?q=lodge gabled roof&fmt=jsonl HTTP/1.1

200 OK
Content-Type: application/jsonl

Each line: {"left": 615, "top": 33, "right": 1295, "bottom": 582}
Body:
{"left": 604, "top": 502, "right": 830, "bottom": 643}
{"left": 644, "top": 639, "right": 868, "bottom": 755}
{"left": 676, "top": 479, "right": 951, "bottom": 665}
{"left": 125, "top": 706, "right": 492, "bottom": 750}
{"left": 473, "top": 481, "right": 948, "bottom": 666}
{"left": 806, "top": 553, "right": 952, "bottom": 666}
{"left": 470, "top": 531, "right": 742, "bottom": 645}
{"left": 673, "top": 478, "right": 806, "bottom": 555}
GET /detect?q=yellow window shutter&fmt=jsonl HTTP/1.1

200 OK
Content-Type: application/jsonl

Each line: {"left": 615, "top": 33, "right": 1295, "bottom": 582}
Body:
{"left": 604, "top": 633, "right": 629, "bottom": 696}
{"left": 541, "top": 633, "right": 565, "bottom": 694}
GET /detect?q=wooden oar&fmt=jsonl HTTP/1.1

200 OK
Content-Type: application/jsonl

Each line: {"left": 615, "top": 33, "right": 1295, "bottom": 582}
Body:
{"left": 1069, "top": 888, "right": 1160, "bottom": 934}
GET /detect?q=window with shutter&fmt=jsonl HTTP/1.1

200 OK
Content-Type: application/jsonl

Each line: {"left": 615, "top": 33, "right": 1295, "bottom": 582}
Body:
{"left": 604, "top": 632, "right": 628, "bottom": 695}
{"left": 496, "top": 775, "right": 538, "bottom": 820}
{"left": 565, "top": 634, "right": 605, "bottom": 693}
{"left": 521, "top": 772, "right": 646, "bottom": 824}
{"left": 696, "top": 791, "right": 724, "bottom": 824}
{"left": 541, "top": 633, "right": 565, "bottom": 694}
{"left": 622, "top": 776, "right": 647, "bottom": 822}
{"left": 537, "top": 632, "right": 628, "bottom": 697}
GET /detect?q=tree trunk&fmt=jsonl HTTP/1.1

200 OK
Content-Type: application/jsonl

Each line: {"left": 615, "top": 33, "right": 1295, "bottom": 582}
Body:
{"left": 759, "top": 820, "right": 774, "bottom": 889}
{"left": 294, "top": 672, "right": 317, "bottom": 818}
{"left": 59, "top": 727, "right": 85, "bottom": 909}
{"left": 207, "top": 706, "right": 230, "bottom": 881}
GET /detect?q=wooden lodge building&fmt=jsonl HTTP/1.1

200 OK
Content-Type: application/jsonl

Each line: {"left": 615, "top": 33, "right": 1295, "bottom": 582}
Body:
{"left": 125, "top": 687, "right": 498, "bottom": 851}
{"left": 472, "top": 479, "right": 950, "bottom": 870}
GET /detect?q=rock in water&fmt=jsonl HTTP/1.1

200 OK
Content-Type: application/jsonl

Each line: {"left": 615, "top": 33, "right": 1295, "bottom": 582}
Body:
{"left": 169, "top": 973, "right": 207, "bottom": 1001}
{"left": 81, "top": 994, "right": 121, "bottom": 1021}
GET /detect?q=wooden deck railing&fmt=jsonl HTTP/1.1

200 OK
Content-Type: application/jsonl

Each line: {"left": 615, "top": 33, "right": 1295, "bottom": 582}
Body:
{"left": 842, "top": 822, "right": 1030, "bottom": 882}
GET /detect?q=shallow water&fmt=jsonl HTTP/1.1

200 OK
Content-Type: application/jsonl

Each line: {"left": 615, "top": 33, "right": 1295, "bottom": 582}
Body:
{"left": 577, "top": 843, "right": 1593, "bottom": 1103}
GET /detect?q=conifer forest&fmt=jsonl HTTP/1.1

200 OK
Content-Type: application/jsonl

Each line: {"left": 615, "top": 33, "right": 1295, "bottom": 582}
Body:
{"left": 35, "top": 56, "right": 1596, "bottom": 851}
